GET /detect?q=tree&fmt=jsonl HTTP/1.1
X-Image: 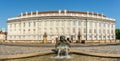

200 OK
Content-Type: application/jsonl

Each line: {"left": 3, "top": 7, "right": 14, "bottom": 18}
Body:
{"left": 116, "top": 29, "right": 120, "bottom": 39}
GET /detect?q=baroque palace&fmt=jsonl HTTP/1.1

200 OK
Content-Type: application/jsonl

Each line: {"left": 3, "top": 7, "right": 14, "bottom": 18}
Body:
{"left": 7, "top": 10, "right": 115, "bottom": 43}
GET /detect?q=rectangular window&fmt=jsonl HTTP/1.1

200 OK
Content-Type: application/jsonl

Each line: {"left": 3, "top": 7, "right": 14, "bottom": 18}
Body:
{"left": 14, "top": 24, "right": 16, "bottom": 28}
{"left": 67, "top": 28, "right": 70, "bottom": 33}
{"left": 44, "top": 28, "right": 47, "bottom": 31}
{"left": 29, "top": 22, "right": 30, "bottom": 27}
{"left": 83, "top": 21, "right": 86, "bottom": 26}
{"left": 99, "top": 35, "right": 101, "bottom": 38}
{"left": 89, "top": 35, "right": 92, "bottom": 38}
{"left": 112, "top": 24, "right": 113, "bottom": 28}
{"left": 10, "top": 24, "right": 12, "bottom": 28}
{"left": 89, "top": 22, "right": 92, "bottom": 26}
{"left": 89, "top": 29, "right": 92, "bottom": 33}
{"left": 46, "top": 21, "right": 48, "bottom": 26}
{"left": 19, "top": 23, "right": 21, "bottom": 27}
{"left": 56, "top": 28, "right": 58, "bottom": 32}
{"left": 95, "top": 22, "right": 97, "bottom": 26}
{"left": 108, "top": 24, "right": 109, "bottom": 28}
{"left": 94, "top": 35, "right": 96, "bottom": 38}
{"left": 73, "top": 21, "right": 76, "bottom": 26}
{"left": 112, "top": 36, "right": 114, "bottom": 38}
{"left": 56, "top": 21, "right": 59, "bottom": 26}
{"left": 14, "top": 36, "right": 16, "bottom": 38}
{"left": 99, "top": 29, "right": 101, "bottom": 33}
{"left": 49, "top": 21, "right": 52, "bottom": 25}
{"left": 24, "top": 23, "right": 25, "bottom": 27}
{"left": 84, "top": 28, "right": 86, "bottom": 33}
{"left": 39, "top": 22, "right": 41, "bottom": 26}
{"left": 68, "top": 21, "right": 71, "bottom": 25}
{"left": 84, "top": 35, "right": 86, "bottom": 38}
{"left": 107, "top": 30, "right": 109, "bottom": 33}
{"left": 33, "top": 29, "right": 35, "bottom": 31}
{"left": 104, "top": 36, "right": 105, "bottom": 38}
{"left": 104, "top": 23, "right": 105, "bottom": 27}
{"left": 23, "top": 29, "right": 25, "bottom": 34}
{"left": 50, "top": 28, "right": 52, "bottom": 31}
{"left": 108, "top": 36, "right": 109, "bottom": 38}
{"left": 103, "top": 29, "right": 105, "bottom": 33}
{"left": 28, "top": 29, "right": 30, "bottom": 31}
{"left": 78, "top": 21, "right": 80, "bottom": 26}
{"left": 19, "top": 36, "right": 21, "bottom": 39}
{"left": 99, "top": 23, "right": 101, "bottom": 27}
{"left": 34, "top": 22, "right": 36, "bottom": 26}
{"left": 111, "top": 30, "right": 113, "bottom": 34}
{"left": 93, "top": 22, "right": 95, "bottom": 26}
{"left": 73, "top": 28, "right": 75, "bottom": 33}
{"left": 61, "top": 21, "right": 64, "bottom": 26}
{"left": 94, "top": 29, "right": 96, "bottom": 33}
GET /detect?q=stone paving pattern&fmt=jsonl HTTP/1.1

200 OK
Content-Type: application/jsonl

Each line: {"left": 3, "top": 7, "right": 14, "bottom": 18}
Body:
{"left": 1, "top": 43, "right": 120, "bottom": 56}
{"left": 71, "top": 45, "right": 120, "bottom": 54}
{"left": 0, "top": 44, "right": 53, "bottom": 55}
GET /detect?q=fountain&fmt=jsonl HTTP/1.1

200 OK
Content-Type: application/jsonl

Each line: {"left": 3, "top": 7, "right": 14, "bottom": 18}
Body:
{"left": 1, "top": 35, "right": 120, "bottom": 61}
{"left": 52, "top": 35, "right": 71, "bottom": 58}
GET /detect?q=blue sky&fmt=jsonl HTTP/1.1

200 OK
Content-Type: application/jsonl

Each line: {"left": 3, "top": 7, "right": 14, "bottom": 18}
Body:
{"left": 0, "top": 0, "right": 120, "bottom": 31}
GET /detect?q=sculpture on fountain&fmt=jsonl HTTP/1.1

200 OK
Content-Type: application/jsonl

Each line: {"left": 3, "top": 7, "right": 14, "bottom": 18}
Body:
{"left": 52, "top": 35, "right": 70, "bottom": 56}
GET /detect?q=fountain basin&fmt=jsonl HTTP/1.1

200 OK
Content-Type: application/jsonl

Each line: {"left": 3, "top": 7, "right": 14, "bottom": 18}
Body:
{"left": 0, "top": 51, "right": 53, "bottom": 60}
{"left": 1, "top": 54, "right": 120, "bottom": 61}
{"left": 2, "top": 50, "right": 120, "bottom": 60}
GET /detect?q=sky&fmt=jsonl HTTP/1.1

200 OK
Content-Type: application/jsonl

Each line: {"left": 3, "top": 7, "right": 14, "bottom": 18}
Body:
{"left": 0, "top": 0, "right": 120, "bottom": 31}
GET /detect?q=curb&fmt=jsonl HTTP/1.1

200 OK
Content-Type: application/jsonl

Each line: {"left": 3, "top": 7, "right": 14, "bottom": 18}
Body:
{"left": 1, "top": 50, "right": 120, "bottom": 60}
{"left": 71, "top": 50, "right": 120, "bottom": 58}
{"left": 0, "top": 52, "right": 53, "bottom": 60}
{"left": 0, "top": 50, "right": 120, "bottom": 60}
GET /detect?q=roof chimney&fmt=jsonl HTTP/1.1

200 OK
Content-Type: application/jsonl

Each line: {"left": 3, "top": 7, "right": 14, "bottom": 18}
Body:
{"left": 25, "top": 12, "right": 28, "bottom": 16}
{"left": 31, "top": 11, "right": 33, "bottom": 15}
{"left": 96, "top": 12, "right": 99, "bottom": 17}
{"left": 92, "top": 12, "right": 94, "bottom": 16}
{"left": 58, "top": 10, "right": 61, "bottom": 14}
{"left": 87, "top": 11, "right": 89, "bottom": 17}
{"left": 20, "top": 12, "right": 23, "bottom": 16}
{"left": 101, "top": 13, "right": 104, "bottom": 18}
{"left": 64, "top": 10, "right": 67, "bottom": 14}
{"left": 36, "top": 10, "right": 38, "bottom": 15}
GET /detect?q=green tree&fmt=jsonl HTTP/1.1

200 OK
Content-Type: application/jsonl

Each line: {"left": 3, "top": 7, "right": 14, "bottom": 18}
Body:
{"left": 116, "top": 29, "right": 120, "bottom": 39}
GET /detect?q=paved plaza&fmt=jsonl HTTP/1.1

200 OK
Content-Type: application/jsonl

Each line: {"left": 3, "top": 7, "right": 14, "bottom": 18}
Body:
{"left": 1, "top": 43, "right": 120, "bottom": 56}
{"left": 71, "top": 45, "right": 120, "bottom": 54}
{"left": 0, "top": 44, "right": 53, "bottom": 55}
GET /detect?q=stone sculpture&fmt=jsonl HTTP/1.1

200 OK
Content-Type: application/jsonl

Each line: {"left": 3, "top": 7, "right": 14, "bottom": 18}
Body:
{"left": 52, "top": 35, "right": 70, "bottom": 56}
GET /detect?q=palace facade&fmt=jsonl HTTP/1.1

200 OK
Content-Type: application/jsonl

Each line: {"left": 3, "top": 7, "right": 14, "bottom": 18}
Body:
{"left": 7, "top": 10, "right": 115, "bottom": 42}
